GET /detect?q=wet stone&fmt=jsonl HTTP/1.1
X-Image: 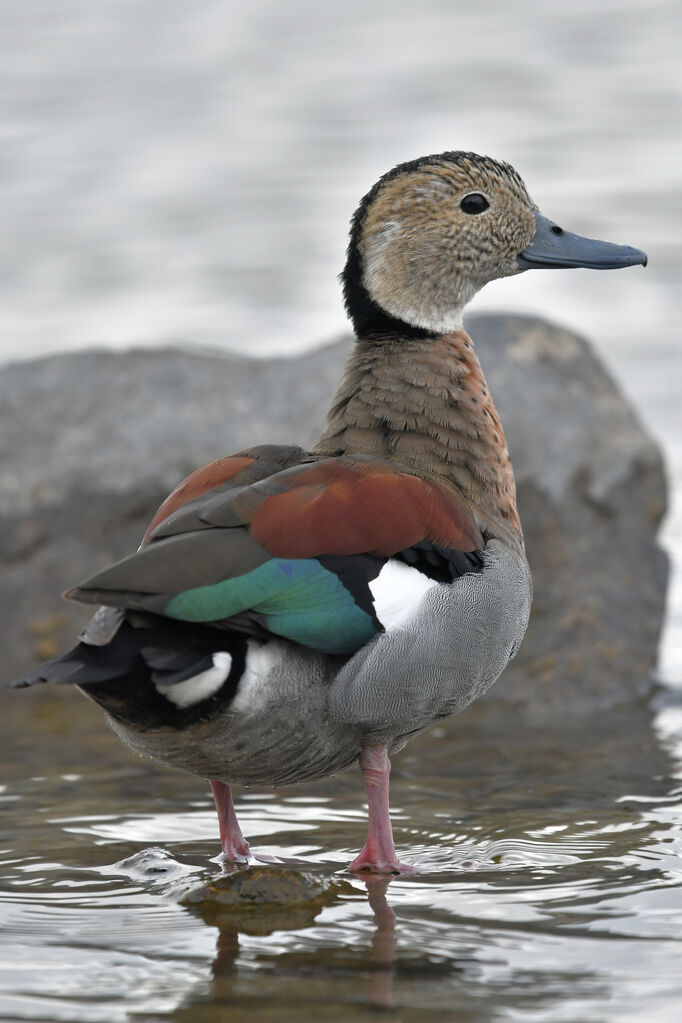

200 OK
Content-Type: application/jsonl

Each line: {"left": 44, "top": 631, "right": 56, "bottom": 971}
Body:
{"left": 182, "top": 867, "right": 350, "bottom": 935}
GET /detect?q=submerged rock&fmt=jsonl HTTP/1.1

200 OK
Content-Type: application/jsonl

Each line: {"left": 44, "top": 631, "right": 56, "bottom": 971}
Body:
{"left": 182, "top": 866, "right": 347, "bottom": 934}
{"left": 0, "top": 314, "right": 668, "bottom": 716}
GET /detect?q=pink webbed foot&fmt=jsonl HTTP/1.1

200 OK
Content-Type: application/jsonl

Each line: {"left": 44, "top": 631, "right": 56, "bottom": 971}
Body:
{"left": 349, "top": 745, "right": 416, "bottom": 875}
{"left": 349, "top": 847, "right": 416, "bottom": 875}
{"left": 210, "top": 780, "right": 250, "bottom": 863}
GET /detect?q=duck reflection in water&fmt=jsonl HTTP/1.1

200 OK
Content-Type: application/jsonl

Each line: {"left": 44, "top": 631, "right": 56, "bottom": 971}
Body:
{"left": 182, "top": 869, "right": 401, "bottom": 1016}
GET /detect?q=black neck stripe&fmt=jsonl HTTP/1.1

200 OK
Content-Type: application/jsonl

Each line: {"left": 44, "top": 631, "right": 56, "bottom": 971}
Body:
{"left": 341, "top": 237, "right": 435, "bottom": 341}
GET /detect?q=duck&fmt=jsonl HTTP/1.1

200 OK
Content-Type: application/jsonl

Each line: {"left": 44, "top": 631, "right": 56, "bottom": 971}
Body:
{"left": 13, "top": 152, "right": 646, "bottom": 873}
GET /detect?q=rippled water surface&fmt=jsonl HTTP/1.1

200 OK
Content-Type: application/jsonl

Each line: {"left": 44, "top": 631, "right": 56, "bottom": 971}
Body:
{"left": 3, "top": 1, "right": 682, "bottom": 1020}
{"left": 3, "top": 692, "right": 682, "bottom": 1021}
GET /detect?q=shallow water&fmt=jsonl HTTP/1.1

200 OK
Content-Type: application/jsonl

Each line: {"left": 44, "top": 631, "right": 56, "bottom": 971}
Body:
{"left": 3, "top": 688, "right": 682, "bottom": 1022}
{"left": 3, "top": 1, "right": 682, "bottom": 1020}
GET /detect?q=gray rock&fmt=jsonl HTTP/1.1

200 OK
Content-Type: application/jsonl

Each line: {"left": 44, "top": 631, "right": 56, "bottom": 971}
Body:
{"left": 182, "top": 867, "right": 350, "bottom": 936}
{"left": 471, "top": 315, "right": 668, "bottom": 717}
{"left": 0, "top": 314, "right": 668, "bottom": 716}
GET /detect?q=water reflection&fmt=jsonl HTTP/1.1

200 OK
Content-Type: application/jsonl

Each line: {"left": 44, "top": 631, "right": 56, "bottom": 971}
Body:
{"left": 3, "top": 684, "right": 682, "bottom": 1020}
{"left": 178, "top": 866, "right": 387, "bottom": 1016}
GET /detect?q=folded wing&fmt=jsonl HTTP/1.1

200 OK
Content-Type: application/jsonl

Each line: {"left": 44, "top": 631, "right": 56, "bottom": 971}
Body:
{"left": 67, "top": 446, "right": 484, "bottom": 655}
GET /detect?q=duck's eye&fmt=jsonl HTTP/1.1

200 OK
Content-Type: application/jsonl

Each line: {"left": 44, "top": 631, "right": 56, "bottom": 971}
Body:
{"left": 460, "top": 193, "right": 490, "bottom": 215}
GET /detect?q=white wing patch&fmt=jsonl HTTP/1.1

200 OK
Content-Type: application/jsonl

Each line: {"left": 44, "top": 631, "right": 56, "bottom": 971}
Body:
{"left": 369, "top": 560, "right": 440, "bottom": 630}
{"left": 231, "top": 639, "right": 287, "bottom": 713}
{"left": 156, "top": 651, "right": 233, "bottom": 708}
{"left": 153, "top": 565, "right": 438, "bottom": 710}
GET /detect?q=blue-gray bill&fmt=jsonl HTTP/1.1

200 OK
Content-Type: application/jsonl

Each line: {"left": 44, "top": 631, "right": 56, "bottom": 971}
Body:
{"left": 518, "top": 211, "right": 647, "bottom": 271}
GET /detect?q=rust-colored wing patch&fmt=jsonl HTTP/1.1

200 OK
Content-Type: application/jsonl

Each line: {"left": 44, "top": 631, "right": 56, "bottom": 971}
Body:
{"left": 246, "top": 460, "right": 482, "bottom": 557}
{"left": 143, "top": 456, "right": 254, "bottom": 543}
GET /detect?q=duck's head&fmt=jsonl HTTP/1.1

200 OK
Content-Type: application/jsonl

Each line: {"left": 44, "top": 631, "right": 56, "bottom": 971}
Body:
{"left": 343, "top": 151, "right": 647, "bottom": 339}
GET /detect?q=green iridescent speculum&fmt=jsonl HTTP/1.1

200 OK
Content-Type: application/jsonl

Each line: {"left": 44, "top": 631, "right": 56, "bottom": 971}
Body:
{"left": 165, "top": 557, "right": 377, "bottom": 655}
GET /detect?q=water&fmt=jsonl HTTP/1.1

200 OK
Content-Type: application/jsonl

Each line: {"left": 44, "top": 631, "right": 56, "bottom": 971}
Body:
{"left": 3, "top": 687, "right": 682, "bottom": 1023}
{"left": 3, "top": 694, "right": 682, "bottom": 1021}
{"left": 3, "top": 1, "right": 682, "bottom": 1020}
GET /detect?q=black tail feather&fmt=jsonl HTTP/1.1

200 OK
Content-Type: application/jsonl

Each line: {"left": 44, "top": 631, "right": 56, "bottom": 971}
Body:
{"left": 11, "top": 613, "right": 249, "bottom": 730}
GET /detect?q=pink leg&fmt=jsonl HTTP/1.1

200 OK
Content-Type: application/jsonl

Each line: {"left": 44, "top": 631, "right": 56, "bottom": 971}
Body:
{"left": 349, "top": 745, "right": 415, "bottom": 874}
{"left": 210, "top": 780, "right": 250, "bottom": 863}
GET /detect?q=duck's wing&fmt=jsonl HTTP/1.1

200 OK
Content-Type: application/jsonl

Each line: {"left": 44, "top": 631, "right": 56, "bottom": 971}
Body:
{"left": 140, "top": 444, "right": 309, "bottom": 543}
{"left": 76, "top": 442, "right": 310, "bottom": 647}
{"left": 66, "top": 450, "right": 484, "bottom": 656}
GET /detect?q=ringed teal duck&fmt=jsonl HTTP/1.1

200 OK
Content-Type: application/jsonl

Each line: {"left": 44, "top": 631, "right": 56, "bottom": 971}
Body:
{"left": 14, "top": 152, "right": 646, "bottom": 873}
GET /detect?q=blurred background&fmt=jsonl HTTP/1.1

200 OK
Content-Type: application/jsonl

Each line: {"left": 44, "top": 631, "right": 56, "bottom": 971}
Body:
{"left": 2, "top": 0, "right": 679, "bottom": 365}
{"left": 2, "top": 2, "right": 682, "bottom": 1020}
{"left": 2, "top": 2, "right": 680, "bottom": 642}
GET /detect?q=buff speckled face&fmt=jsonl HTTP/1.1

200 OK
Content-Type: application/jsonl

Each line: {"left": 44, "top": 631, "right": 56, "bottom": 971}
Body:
{"left": 357, "top": 154, "right": 538, "bottom": 334}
